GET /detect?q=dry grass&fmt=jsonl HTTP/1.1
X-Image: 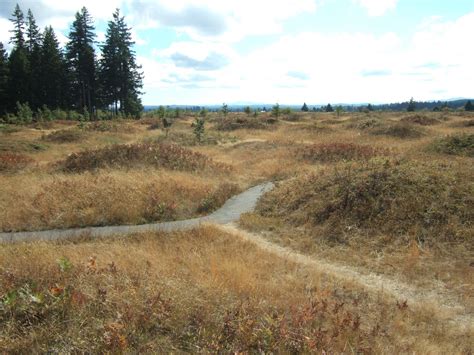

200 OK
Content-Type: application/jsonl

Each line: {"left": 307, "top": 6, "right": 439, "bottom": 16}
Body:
{"left": 0, "top": 170, "right": 240, "bottom": 232}
{"left": 1, "top": 226, "right": 472, "bottom": 353}
{"left": 297, "top": 142, "right": 390, "bottom": 162}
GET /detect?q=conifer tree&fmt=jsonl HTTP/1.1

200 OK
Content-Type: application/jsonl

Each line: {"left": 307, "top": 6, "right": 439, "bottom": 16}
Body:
{"left": 99, "top": 9, "right": 143, "bottom": 117}
{"left": 8, "top": 4, "right": 30, "bottom": 109}
{"left": 407, "top": 97, "right": 416, "bottom": 112}
{"left": 301, "top": 102, "right": 309, "bottom": 112}
{"left": 66, "top": 7, "right": 97, "bottom": 116}
{"left": 40, "top": 26, "right": 65, "bottom": 109}
{"left": 464, "top": 100, "right": 474, "bottom": 112}
{"left": 25, "top": 9, "right": 43, "bottom": 109}
{"left": 0, "top": 43, "right": 9, "bottom": 114}
{"left": 325, "top": 103, "right": 334, "bottom": 112}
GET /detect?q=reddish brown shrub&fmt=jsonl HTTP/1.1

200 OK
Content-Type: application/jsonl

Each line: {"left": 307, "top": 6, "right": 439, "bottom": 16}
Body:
{"left": 0, "top": 153, "right": 34, "bottom": 173}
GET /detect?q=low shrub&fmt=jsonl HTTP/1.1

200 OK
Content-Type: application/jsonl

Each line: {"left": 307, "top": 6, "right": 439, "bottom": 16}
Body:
{"left": 401, "top": 114, "right": 440, "bottom": 126}
{"left": 41, "top": 129, "right": 85, "bottom": 143}
{"left": 431, "top": 133, "right": 474, "bottom": 157}
{"left": 59, "top": 142, "right": 230, "bottom": 173}
{"left": 347, "top": 118, "right": 381, "bottom": 130}
{"left": 256, "top": 160, "right": 473, "bottom": 244}
{"left": 370, "top": 122, "right": 425, "bottom": 139}
{"left": 215, "top": 116, "right": 275, "bottom": 131}
{"left": 197, "top": 183, "right": 240, "bottom": 213}
{"left": 84, "top": 121, "right": 135, "bottom": 133}
{"left": 297, "top": 143, "right": 389, "bottom": 163}
{"left": 0, "top": 140, "right": 48, "bottom": 153}
{"left": 0, "top": 152, "right": 34, "bottom": 173}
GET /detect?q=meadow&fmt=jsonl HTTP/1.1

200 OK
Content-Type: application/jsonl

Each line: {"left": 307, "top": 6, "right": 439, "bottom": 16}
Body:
{"left": 0, "top": 109, "right": 473, "bottom": 352}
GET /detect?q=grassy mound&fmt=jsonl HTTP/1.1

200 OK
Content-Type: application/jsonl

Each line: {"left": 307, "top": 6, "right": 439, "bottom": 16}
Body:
{"left": 85, "top": 121, "right": 136, "bottom": 133}
{"left": 59, "top": 142, "right": 230, "bottom": 173}
{"left": 256, "top": 160, "right": 473, "bottom": 243}
{"left": 346, "top": 118, "right": 382, "bottom": 130}
{"left": 297, "top": 143, "right": 389, "bottom": 163}
{"left": 431, "top": 134, "right": 474, "bottom": 157}
{"left": 370, "top": 122, "right": 425, "bottom": 139}
{"left": 401, "top": 114, "right": 440, "bottom": 126}
{"left": 0, "top": 140, "right": 48, "bottom": 153}
{"left": 42, "top": 129, "right": 85, "bottom": 143}
{"left": 0, "top": 153, "right": 33, "bottom": 173}
{"left": 215, "top": 116, "right": 275, "bottom": 131}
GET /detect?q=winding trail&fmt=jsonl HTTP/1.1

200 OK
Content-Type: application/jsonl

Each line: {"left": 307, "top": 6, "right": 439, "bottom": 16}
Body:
{"left": 1, "top": 180, "right": 471, "bottom": 330}
{"left": 0, "top": 182, "right": 274, "bottom": 243}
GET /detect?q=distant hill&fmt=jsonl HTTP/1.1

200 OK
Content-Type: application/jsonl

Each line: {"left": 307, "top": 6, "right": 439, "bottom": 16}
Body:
{"left": 144, "top": 99, "right": 473, "bottom": 112}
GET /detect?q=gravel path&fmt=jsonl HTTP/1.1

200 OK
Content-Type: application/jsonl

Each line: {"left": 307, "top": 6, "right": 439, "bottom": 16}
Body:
{"left": 0, "top": 182, "right": 274, "bottom": 243}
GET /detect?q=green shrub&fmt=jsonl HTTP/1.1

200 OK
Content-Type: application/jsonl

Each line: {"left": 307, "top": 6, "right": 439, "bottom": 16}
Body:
{"left": 431, "top": 133, "right": 474, "bottom": 157}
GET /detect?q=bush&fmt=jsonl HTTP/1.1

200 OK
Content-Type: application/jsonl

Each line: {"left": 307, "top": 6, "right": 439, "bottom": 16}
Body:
{"left": 42, "top": 129, "right": 85, "bottom": 143}
{"left": 197, "top": 183, "right": 240, "bottom": 213}
{"left": 347, "top": 118, "right": 382, "bottom": 130}
{"left": 297, "top": 143, "right": 389, "bottom": 163}
{"left": 16, "top": 102, "right": 33, "bottom": 124}
{"left": 0, "top": 152, "right": 34, "bottom": 173}
{"left": 59, "top": 142, "right": 231, "bottom": 173}
{"left": 401, "top": 114, "right": 440, "bottom": 126}
{"left": 215, "top": 116, "right": 274, "bottom": 131}
{"left": 256, "top": 160, "right": 473, "bottom": 243}
{"left": 431, "top": 133, "right": 474, "bottom": 157}
{"left": 370, "top": 122, "right": 425, "bottom": 139}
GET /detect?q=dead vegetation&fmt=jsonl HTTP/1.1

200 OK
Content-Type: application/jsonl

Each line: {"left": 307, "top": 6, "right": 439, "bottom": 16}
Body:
{"left": 297, "top": 143, "right": 390, "bottom": 162}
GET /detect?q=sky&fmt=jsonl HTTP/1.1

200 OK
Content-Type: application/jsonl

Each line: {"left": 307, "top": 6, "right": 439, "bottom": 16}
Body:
{"left": 0, "top": 0, "right": 473, "bottom": 105}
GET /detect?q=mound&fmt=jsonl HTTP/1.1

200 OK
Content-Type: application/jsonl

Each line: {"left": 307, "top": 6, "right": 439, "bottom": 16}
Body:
{"left": 297, "top": 143, "right": 389, "bottom": 163}
{"left": 256, "top": 160, "right": 473, "bottom": 243}
{"left": 60, "top": 142, "right": 230, "bottom": 173}
{"left": 370, "top": 122, "right": 425, "bottom": 139}
{"left": 431, "top": 133, "right": 474, "bottom": 157}
{"left": 42, "top": 129, "right": 85, "bottom": 143}
{"left": 401, "top": 114, "right": 440, "bottom": 126}
{"left": 0, "top": 152, "right": 34, "bottom": 173}
{"left": 215, "top": 116, "right": 275, "bottom": 131}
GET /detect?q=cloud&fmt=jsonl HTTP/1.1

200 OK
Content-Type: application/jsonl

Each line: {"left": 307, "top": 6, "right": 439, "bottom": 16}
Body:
{"left": 287, "top": 71, "right": 310, "bottom": 80}
{"left": 361, "top": 69, "right": 392, "bottom": 77}
{"left": 354, "top": 0, "right": 398, "bottom": 16}
{"left": 170, "top": 52, "right": 229, "bottom": 71}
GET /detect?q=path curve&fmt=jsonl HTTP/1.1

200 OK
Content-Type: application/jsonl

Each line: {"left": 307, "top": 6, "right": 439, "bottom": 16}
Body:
{"left": 0, "top": 182, "right": 274, "bottom": 243}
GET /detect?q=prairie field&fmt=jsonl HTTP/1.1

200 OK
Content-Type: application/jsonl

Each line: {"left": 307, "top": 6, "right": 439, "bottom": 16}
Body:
{"left": 1, "top": 110, "right": 473, "bottom": 352}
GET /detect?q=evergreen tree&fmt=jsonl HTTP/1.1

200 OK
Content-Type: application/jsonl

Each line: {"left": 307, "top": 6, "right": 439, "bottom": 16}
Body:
{"left": 25, "top": 9, "right": 43, "bottom": 109}
{"left": 8, "top": 4, "right": 30, "bottom": 109}
{"left": 271, "top": 103, "right": 280, "bottom": 118}
{"left": 0, "top": 43, "right": 9, "bottom": 114}
{"left": 221, "top": 103, "right": 228, "bottom": 116}
{"left": 99, "top": 9, "right": 143, "bottom": 117}
{"left": 66, "top": 7, "right": 97, "bottom": 116}
{"left": 244, "top": 106, "right": 251, "bottom": 116}
{"left": 40, "top": 26, "right": 65, "bottom": 109}
{"left": 325, "top": 103, "right": 334, "bottom": 112}
{"left": 464, "top": 100, "right": 474, "bottom": 112}
{"left": 407, "top": 97, "right": 416, "bottom": 112}
{"left": 301, "top": 102, "right": 309, "bottom": 112}
{"left": 367, "top": 103, "right": 374, "bottom": 111}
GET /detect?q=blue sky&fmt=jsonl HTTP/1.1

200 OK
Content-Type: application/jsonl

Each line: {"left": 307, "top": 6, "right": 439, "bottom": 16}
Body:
{"left": 1, "top": 0, "right": 473, "bottom": 105}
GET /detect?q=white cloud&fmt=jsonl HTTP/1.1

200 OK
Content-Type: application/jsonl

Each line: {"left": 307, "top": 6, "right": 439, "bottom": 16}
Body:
{"left": 354, "top": 0, "right": 398, "bottom": 16}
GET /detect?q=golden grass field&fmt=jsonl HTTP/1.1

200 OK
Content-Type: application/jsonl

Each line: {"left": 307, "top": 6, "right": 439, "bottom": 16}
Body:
{"left": 1, "top": 110, "right": 473, "bottom": 352}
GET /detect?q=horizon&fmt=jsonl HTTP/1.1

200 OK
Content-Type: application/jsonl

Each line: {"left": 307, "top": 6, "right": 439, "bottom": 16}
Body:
{"left": 1, "top": 0, "right": 473, "bottom": 106}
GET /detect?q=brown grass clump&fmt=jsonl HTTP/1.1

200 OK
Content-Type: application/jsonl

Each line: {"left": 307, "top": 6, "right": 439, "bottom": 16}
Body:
{"left": 401, "top": 114, "right": 440, "bottom": 126}
{"left": 346, "top": 118, "right": 382, "bottom": 130}
{"left": 59, "top": 142, "right": 230, "bottom": 173}
{"left": 0, "top": 172, "right": 237, "bottom": 231}
{"left": 370, "top": 122, "right": 425, "bottom": 139}
{"left": 0, "top": 153, "right": 34, "bottom": 173}
{"left": 0, "top": 139, "right": 48, "bottom": 153}
{"left": 41, "top": 129, "right": 85, "bottom": 143}
{"left": 297, "top": 143, "right": 389, "bottom": 163}
{"left": 256, "top": 160, "right": 473, "bottom": 244}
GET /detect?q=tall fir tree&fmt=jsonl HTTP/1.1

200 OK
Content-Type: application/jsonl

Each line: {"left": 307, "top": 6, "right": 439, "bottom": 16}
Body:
{"left": 66, "top": 7, "right": 96, "bottom": 115}
{"left": 0, "top": 42, "right": 9, "bottom": 114}
{"left": 99, "top": 9, "right": 143, "bottom": 117}
{"left": 26, "top": 9, "right": 43, "bottom": 110}
{"left": 8, "top": 4, "right": 30, "bottom": 109}
{"left": 40, "top": 26, "right": 65, "bottom": 109}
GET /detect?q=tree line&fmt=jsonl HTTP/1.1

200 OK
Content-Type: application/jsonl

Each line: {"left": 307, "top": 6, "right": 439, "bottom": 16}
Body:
{"left": 0, "top": 4, "right": 143, "bottom": 122}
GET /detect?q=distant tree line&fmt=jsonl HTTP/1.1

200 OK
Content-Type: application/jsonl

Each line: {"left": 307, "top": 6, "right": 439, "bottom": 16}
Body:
{"left": 0, "top": 4, "right": 143, "bottom": 122}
